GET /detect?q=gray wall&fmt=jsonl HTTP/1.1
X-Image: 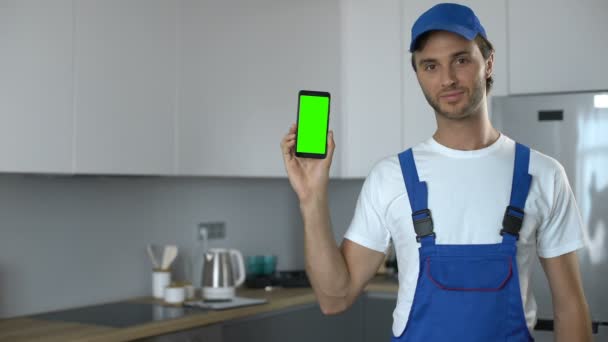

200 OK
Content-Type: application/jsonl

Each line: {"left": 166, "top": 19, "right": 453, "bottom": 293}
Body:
{"left": 0, "top": 175, "right": 363, "bottom": 318}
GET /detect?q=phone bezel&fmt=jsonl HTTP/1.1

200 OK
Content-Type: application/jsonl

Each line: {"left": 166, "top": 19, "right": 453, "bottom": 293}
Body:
{"left": 295, "top": 90, "right": 331, "bottom": 159}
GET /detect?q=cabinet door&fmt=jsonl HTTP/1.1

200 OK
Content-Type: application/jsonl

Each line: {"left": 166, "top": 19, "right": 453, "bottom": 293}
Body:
{"left": 74, "top": 0, "right": 177, "bottom": 175}
{"left": 364, "top": 292, "right": 397, "bottom": 342}
{"left": 508, "top": 0, "right": 608, "bottom": 94}
{"left": 135, "top": 324, "right": 222, "bottom": 342}
{"left": 178, "top": 0, "right": 341, "bottom": 177}
{"left": 339, "top": 0, "right": 403, "bottom": 178}
{"left": 0, "top": 0, "right": 73, "bottom": 173}
{"left": 223, "top": 301, "right": 364, "bottom": 342}
{"left": 401, "top": 0, "right": 508, "bottom": 150}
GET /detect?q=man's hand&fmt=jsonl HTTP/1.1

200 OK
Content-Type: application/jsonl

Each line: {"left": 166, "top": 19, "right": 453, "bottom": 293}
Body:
{"left": 280, "top": 123, "right": 335, "bottom": 204}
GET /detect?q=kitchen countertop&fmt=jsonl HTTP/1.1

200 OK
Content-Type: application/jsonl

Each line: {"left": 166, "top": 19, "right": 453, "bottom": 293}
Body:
{"left": 0, "top": 276, "right": 398, "bottom": 342}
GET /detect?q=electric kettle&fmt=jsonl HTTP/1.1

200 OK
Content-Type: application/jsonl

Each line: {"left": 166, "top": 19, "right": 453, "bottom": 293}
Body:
{"left": 201, "top": 248, "right": 245, "bottom": 300}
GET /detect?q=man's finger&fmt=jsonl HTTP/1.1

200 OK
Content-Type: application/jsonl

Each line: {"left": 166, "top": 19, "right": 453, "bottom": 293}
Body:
{"left": 326, "top": 130, "right": 335, "bottom": 163}
{"left": 281, "top": 136, "right": 296, "bottom": 158}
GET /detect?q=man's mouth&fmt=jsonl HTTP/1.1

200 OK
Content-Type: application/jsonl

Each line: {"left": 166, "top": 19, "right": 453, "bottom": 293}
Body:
{"left": 440, "top": 90, "right": 465, "bottom": 103}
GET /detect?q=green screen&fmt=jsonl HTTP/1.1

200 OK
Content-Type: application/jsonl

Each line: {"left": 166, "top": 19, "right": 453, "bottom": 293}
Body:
{"left": 296, "top": 95, "right": 330, "bottom": 154}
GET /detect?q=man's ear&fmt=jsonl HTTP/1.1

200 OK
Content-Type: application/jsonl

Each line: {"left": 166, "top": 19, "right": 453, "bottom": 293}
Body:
{"left": 411, "top": 52, "right": 418, "bottom": 73}
{"left": 485, "top": 50, "right": 495, "bottom": 79}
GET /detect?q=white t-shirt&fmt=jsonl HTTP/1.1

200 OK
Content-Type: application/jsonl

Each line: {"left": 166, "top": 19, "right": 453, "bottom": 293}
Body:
{"left": 344, "top": 134, "right": 585, "bottom": 336}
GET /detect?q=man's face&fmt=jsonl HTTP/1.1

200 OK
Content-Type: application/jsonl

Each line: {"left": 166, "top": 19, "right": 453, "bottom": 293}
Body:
{"left": 413, "top": 31, "right": 492, "bottom": 120}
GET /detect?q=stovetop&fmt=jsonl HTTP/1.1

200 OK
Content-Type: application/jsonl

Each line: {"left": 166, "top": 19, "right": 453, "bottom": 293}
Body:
{"left": 245, "top": 270, "right": 310, "bottom": 289}
{"left": 31, "top": 302, "right": 208, "bottom": 328}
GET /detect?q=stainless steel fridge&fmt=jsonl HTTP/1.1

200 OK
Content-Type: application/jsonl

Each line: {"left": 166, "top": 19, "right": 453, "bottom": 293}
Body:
{"left": 492, "top": 93, "right": 608, "bottom": 341}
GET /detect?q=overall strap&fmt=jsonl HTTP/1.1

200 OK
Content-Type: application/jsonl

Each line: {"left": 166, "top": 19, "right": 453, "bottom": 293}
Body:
{"left": 501, "top": 143, "right": 533, "bottom": 243}
{"left": 398, "top": 149, "right": 435, "bottom": 245}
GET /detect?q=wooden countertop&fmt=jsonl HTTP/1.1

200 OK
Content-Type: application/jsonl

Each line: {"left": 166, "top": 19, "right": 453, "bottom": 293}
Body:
{"left": 0, "top": 277, "right": 398, "bottom": 342}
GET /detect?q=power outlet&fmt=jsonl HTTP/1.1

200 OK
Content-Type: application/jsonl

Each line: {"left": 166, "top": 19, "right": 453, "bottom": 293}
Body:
{"left": 198, "top": 222, "right": 226, "bottom": 240}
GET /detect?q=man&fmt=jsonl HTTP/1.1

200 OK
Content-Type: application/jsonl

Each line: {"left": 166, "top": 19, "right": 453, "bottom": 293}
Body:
{"left": 280, "top": 3, "right": 592, "bottom": 341}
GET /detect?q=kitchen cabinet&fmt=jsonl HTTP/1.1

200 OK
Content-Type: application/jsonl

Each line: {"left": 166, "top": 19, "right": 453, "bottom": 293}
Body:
{"left": 363, "top": 292, "right": 397, "bottom": 341}
{"left": 338, "top": 0, "right": 403, "bottom": 178}
{"left": 222, "top": 293, "right": 395, "bottom": 342}
{"left": 136, "top": 324, "right": 222, "bottom": 342}
{"left": 2, "top": 1, "right": 515, "bottom": 177}
{"left": 138, "top": 293, "right": 394, "bottom": 342}
{"left": 508, "top": 0, "right": 608, "bottom": 94}
{"left": 401, "top": 0, "right": 509, "bottom": 153}
{"left": 0, "top": 0, "right": 73, "bottom": 173}
{"left": 177, "top": 0, "right": 341, "bottom": 178}
{"left": 73, "top": 0, "right": 177, "bottom": 175}
{"left": 222, "top": 300, "right": 364, "bottom": 342}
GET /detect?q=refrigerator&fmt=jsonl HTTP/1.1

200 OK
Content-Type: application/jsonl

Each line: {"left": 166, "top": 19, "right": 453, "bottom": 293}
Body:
{"left": 492, "top": 93, "right": 608, "bottom": 341}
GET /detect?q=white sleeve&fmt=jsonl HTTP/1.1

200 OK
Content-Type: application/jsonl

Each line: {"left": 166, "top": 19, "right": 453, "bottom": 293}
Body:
{"left": 536, "top": 163, "right": 585, "bottom": 258}
{"left": 343, "top": 167, "right": 391, "bottom": 254}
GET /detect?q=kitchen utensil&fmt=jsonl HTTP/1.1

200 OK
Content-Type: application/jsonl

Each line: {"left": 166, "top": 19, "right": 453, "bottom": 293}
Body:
{"left": 161, "top": 245, "right": 178, "bottom": 270}
{"left": 147, "top": 244, "right": 160, "bottom": 269}
{"left": 201, "top": 248, "right": 245, "bottom": 300}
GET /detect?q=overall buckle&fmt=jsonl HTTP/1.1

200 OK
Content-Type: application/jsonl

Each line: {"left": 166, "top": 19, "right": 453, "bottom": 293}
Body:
{"left": 412, "top": 209, "right": 435, "bottom": 242}
{"left": 500, "top": 206, "right": 524, "bottom": 239}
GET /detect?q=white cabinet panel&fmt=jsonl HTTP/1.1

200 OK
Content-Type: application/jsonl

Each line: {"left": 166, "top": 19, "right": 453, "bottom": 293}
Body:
{"left": 339, "top": 0, "right": 403, "bottom": 178}
{"left": 178, "top": 0, "right": 341, "bottom": 177}
{"left": 465, "top": 0, "right": 508, "bottom": 97}
{"left": 401, "top": 0, "right": 508, "bottom": 150}
{"left": 74, "top": 0, "right": 177, "bottom": 175}
{"left": 0, "top": 0, "right": 73, "bottom": 173}
{"left": 508, "top": 0, "right": 608, "bottom": 94}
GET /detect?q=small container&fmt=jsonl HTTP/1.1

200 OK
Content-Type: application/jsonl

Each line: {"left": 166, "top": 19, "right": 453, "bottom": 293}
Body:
{"left": 246, "top": 255, "right": 264, "bottom": 276}
{"left": 246, "top": 255, "right": 277, "bottom": 276}
{"left": 262, "top": 255, "right": 277, "bottom": 275}
{"left": 172, "top": 281, "right": 195, "bottom": 300}
{"left": 152, "top": 270, "right": 171, "bottom": 299}
{"left": 164, "top": 285, "right": 185, "bottom": 304}
{"left": 184, "top": 284, "right": 195, "bottom": 299}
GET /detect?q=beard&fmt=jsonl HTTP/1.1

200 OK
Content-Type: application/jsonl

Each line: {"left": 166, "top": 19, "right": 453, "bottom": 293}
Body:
{"left": 422, "top": 77, "right": 485, "bottom": 120}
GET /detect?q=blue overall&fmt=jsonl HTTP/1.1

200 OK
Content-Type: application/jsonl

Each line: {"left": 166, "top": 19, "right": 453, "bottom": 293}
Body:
{"left": 392, "top": 143, "right": 534, "bottom": 342}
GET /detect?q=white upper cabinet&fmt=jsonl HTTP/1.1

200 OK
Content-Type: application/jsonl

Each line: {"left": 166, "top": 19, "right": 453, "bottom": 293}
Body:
{"left": 73, "top": 0, "right": 177, "bottom": 175}
{"left": 508, "top": 0, "right": 608, "bottom": 94}
{"left": 0, "top": 0, "right": 73, "bottom": 173}
{"left": 401, "top": 0, "right": 508, "bottom": 151}
{"left": 178, "top": 0, "right": 341, "bottom": 177}
{"left": 339, "top": 0, "right": 403, "bottom": 178}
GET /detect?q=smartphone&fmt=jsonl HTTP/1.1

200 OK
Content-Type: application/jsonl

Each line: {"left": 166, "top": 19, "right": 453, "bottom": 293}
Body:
{"left": 295, "top": 90, "right": 331, "bottom": 159}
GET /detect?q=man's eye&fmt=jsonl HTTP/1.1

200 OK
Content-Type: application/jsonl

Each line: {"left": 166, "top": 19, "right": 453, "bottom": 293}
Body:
{"left": 424, "top": 64, "right": 436, "bottom": 71}
{"left": 456, "top": 57, "right": 468, "bottom": 64}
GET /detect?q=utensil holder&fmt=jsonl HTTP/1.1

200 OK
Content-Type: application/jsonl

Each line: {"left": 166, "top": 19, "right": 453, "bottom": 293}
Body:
{"left": 152, "top": 270, "right": 171, "bottom": 299}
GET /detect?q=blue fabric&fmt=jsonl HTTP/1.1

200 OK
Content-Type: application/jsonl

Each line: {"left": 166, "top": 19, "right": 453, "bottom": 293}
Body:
{"left": 510, "top": 143, "right": 532, "bottom": 211}
{"left": 398, "top": 149, "right": 429, "bottom": 215}
{"left": 398, "top": 150, "right": 436, "bottom": 248}
{"left": 393, "top": 144, "right": 534, "bottom": 341}
{"left": 409, "top": 3, "right": 487, "bottom": 52}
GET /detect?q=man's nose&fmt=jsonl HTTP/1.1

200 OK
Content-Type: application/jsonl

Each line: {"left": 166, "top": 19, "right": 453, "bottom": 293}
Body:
{"left": 440, "top": 66, "right": 457, "bottom": 88}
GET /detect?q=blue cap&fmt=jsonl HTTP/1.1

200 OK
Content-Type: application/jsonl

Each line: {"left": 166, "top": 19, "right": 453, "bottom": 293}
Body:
{"left": 409, "top": 3, "right": 487, "bottom": 52}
